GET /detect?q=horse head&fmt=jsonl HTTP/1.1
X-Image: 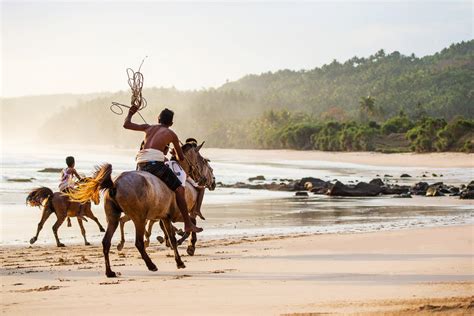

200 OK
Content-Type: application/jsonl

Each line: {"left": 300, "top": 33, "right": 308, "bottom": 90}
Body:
{"left": 182, "top": 141, "right": 216, "bottom": 191}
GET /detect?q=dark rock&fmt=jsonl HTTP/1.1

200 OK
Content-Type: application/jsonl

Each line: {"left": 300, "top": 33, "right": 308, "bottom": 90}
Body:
{"left": 422, "top": 174, "right": 427, "bottom": 178}
{"left": 449, "top": 187, "right": 460, "bottom": 194}
{"left": 381, "top": 185, "right": 410, "bottom": 195}
{"left": 369, "top": 178, "right": 384, "bottom": 187}
{"left": 248, "top": 175, "right": 265, "bottom": 182}
{"left": 432, "top": 173, "right": 438, "bottom": 177}
{"left": 311, "top": 187, "right": 329, "bottom": 195}
{"left": 411, "top": 182, "right": 429, "bottom": 195}
{"left": 400, "top": 174, "right": 411, "bottom": 178}
{"left": 327, "top": 181, "right": 382, "bottom": 197}
{"left": 460, "top": 190, "right": 474, "bottom": 199}
{"left": 384, "top": 174, "right": 393, "bottom": 178}
{"left": 295, "top": 191, "right": 309, "bottom": 197}
{"left": 295, "top": 177, "right": 330, "bottom": 191}
{"left": 38, "top": 168, "right": 62, "bottom": 173}
{"left": 467, "top": 181, "right": 474, "bottom": 190}
{"left": 7, "top": 178, "right": 35, "bottom": 183}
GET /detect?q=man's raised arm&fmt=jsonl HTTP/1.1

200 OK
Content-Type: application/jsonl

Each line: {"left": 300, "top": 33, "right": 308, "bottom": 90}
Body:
{"left": 123, "top": 106, "right": 150, "bottom": 131}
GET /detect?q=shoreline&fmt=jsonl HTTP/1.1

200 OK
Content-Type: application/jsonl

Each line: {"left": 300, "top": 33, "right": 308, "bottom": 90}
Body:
{"left": 2, "top": 220, "right": 472, "bottom": 249}
{"left": 205, "top": 148, "right": 474, "bottom": 168}
{"left": 2, "top": 225, "right": 472, "bottom": 315}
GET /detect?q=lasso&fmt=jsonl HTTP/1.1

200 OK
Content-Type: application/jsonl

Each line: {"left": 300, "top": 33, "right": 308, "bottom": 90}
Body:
{"left": 110, "top": 57, "right": 148, "bottom": 124}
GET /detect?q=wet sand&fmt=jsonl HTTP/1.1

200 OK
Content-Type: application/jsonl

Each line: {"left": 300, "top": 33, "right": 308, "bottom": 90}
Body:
{"left": 1, "top": 225, "right": 472, "bottom": 315}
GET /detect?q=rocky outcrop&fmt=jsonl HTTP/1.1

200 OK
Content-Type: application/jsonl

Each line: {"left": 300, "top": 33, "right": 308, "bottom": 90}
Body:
{"left": 295, "top": 177, "right": 330, "bottom": 191}
{"left": 369, "top": 178, "right": 384, "bottom": 187}
{"left": 217, "top": 176, "right": 470, "bottom": 199}
{"left": 248, "top": 175, "right": 266, "bottom": 181}
{"left": 460, "top": 181, "right": 474, "bottom": 199}
{"left": 327, "top": 181, "right": 382, "bottom": 197}
{"left": 460, "top": 190, "right": 474, "bottom": 199}
{"left": 411, "top": 182, "right": 429, "bottom": 195}
{"left": 382, "top": 185, "right": 410, "bottom": 195}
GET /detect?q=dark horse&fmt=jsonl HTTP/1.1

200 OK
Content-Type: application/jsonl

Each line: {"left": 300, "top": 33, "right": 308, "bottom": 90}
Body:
{"left": 27, "top": 186, "right": 105, "bottom": 247}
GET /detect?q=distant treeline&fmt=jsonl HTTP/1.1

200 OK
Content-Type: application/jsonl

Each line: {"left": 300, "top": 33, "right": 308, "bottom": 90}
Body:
{"left": 35, "top": 40, "right": 474, "bottom": 152}
{"left": 210, "top": 109, "right": 474, "bottom": 153}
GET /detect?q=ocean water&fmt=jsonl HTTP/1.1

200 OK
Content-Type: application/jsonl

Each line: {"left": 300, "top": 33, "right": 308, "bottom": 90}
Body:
{"left": 0, "top": 145, "right": 472, "bottom": 246}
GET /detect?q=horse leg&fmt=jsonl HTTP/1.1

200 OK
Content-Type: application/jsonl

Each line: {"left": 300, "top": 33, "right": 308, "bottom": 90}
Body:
{"left": 158, "top": 220, "right": 171, "bottom": 248}
{"left": 144, "top": 219, "right": 156, "bottom": 248}
{"left": 52, "top": 213, "right": 67, "bottom": 247}
{"left": 177, "top": 231, "right": 190, "bottom": 246}
{"left": 84, "top": 207, "right": 105, "bottom": 232}
{"left": 77, "top": 218, "right": 90, "bottom": 246}
{"left": 187, "top": 218, "right": 197, "bottom": 256}
{"left": 103, "top": 212, "right": 120, "bottom": 278}
{"left": 133, "top": 220, "right": 157, "bottom": 272}
{"left": 30, "top": 207, "right": 52, "bottom": 244}
{"left": 162, "top": 219, "right": 185, "bottom": 269}
{"left": 117, "top": 214, "right": 130, "bottom": 251}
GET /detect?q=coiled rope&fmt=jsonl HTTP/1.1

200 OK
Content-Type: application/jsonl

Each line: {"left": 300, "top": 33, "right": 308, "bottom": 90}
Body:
{"left": 110, "top": 57, "right": 148, "bottom": 124}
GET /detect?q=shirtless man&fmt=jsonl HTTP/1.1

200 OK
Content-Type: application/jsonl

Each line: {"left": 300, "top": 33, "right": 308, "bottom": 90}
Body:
{"left": 123, "top": 106, "right": 202, "bottom": 233}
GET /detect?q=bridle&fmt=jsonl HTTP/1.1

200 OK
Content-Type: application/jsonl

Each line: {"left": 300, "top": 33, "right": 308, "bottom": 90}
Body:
{"left": 182, "top": 149, "right": 208, "bottom": 186}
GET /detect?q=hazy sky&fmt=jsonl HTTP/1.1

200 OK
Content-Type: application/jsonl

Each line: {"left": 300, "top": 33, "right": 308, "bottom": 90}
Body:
{"left": 1, "top": 0, "right": 472, "bottom": 97}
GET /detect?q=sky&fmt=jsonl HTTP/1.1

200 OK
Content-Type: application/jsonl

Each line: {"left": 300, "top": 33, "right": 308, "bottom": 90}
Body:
{"left": 1, "top": 0, "right": 472, "bottom": 97}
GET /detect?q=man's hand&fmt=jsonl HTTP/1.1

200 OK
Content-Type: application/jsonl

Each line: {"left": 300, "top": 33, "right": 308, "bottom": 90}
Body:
{"left": 128, "top": 105, "right": 139, "bottom": 115}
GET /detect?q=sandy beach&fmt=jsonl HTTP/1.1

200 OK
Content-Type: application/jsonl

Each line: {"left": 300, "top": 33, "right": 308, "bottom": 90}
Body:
{"left": 205, "top": 149, "right": 474, "bottom": 168}
{"left": 1, "top": 225, "right": 472, "bottom": 315}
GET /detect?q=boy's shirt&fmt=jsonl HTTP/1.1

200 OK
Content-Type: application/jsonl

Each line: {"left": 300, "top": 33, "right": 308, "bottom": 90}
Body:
{"left": 59, "top": 167, "right": 77, "bottom": 191}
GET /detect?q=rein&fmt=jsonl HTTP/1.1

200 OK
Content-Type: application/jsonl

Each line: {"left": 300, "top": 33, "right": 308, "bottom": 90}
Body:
{"left": 179, "top": 147, "right": 206, "bottom": 186}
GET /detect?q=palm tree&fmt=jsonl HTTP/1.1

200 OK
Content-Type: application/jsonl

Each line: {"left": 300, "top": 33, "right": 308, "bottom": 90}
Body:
{"left": 359, "top": 96, "right": 376, "bottom": 121}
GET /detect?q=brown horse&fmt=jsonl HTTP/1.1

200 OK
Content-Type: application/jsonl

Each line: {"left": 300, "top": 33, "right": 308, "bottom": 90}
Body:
{"left": 116, "top": 145, "right": 215, "bottom": 255}
{"left": 27, "top": 186, "right": 105, "bottom": 247}
{"left": 69, "top": 143, "right": 215, "bottom": 277}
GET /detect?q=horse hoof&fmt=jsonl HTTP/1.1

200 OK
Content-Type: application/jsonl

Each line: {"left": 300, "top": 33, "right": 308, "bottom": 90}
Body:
{"left": 106, "top": 271, "right": 117, "bottom": 278}
{"left": 144, "top": 241, "right": 150, "bottom": 248}
{"left": 57, "top": 243, "right": 66, "bottom": 247}
{"left": 85, "top": 242, "right": 91, "bottom": 246}
{"left": 186, "top": 246, "right": 195, "bottom": 256}
{"left": 148, "top": 264, "right": 158, "bottom": 272}
{"left": 29, "top": 237, "right": 37, "bottom": 244}
{"left": 117, "top": 243, "right": 124, "bottom": 251}
{"left": 177, "top": 263, "right": 186, "bottom": 269}
{"left": 156, "top": 236, "right": 165, "bottom": 244}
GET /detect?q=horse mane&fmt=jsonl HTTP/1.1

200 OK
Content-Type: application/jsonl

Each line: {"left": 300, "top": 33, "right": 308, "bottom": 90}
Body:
{"left": 68, "top": 164, "right": 113, "bottom": 203}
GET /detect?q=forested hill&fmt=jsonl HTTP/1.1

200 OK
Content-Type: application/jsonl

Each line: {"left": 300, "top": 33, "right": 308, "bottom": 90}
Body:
{"left": 16, "top": 40, "right": 474, "bottom": 150}
{"left": 219, "top": 40, "right": 473, "bottom": 119}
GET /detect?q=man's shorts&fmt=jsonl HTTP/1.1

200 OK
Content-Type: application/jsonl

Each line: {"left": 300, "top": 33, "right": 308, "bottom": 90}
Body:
{"left": 137, "top": 161, "right": 182, "bottom": 191}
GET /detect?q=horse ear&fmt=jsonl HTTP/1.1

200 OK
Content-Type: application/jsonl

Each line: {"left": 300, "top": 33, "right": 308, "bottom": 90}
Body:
{"left": 196, "top": 141, "right": 205, "bottom": 152}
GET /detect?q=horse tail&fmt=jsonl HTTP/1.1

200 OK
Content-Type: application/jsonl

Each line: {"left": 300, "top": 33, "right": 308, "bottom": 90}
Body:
{"left": 26, "top": 187, "right": 54, "bottom": 208}
{"left": 68, "top": 163, "right": 114, "bottom": 204}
